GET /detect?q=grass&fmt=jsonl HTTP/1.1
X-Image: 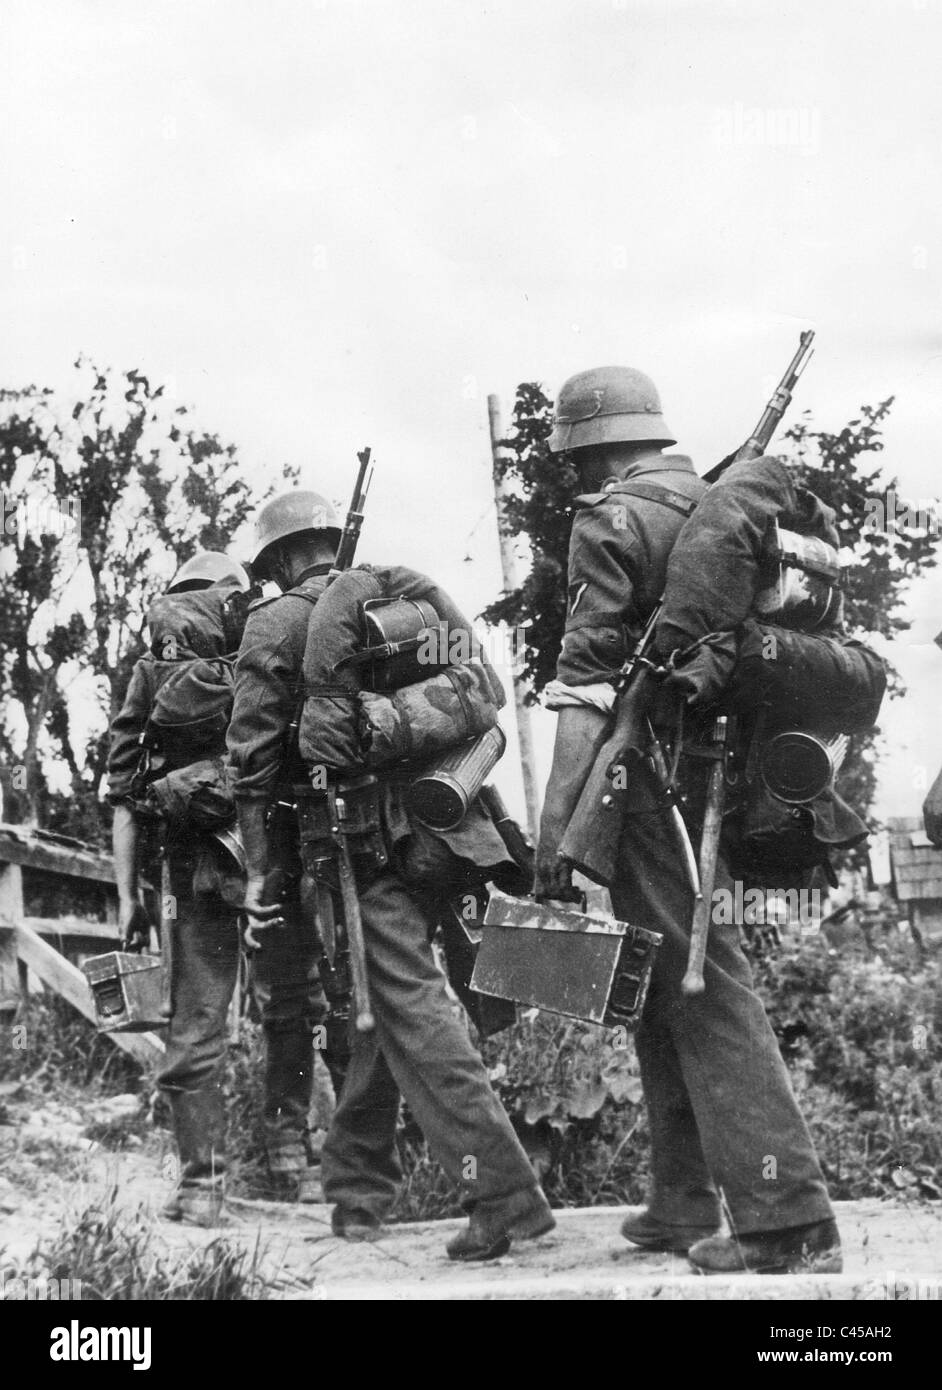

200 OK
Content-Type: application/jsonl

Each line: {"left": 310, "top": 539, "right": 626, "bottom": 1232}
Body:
{"left": 0, "top": 993, "right": 145, "bottom": 1097}
{"left": 2, "top": 1188, "right": 275, "bottom": 1300}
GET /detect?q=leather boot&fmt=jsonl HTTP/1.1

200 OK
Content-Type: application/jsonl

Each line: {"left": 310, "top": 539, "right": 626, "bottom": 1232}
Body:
{"left": 446, "top": 1187, "right": 555, "bottom": 1262}
{"left": 263, "top": 1129, "right": 322, "bottom": 1203}
{"left": 162, "top": 1087, "right": 227, "bottom": 1227}
{"left": 331, "top": 1205, "right": 385, "bottom": 1241}
{"left": 620, "top": 1209, "right": 721, "bottom": 1253}
{"left": 688, "top": 1218, "right": 843, "bottom": 1274}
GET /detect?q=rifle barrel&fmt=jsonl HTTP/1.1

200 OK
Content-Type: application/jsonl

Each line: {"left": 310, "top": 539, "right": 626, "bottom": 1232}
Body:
{"left": 330, "top": 446, "right": 373, "bottom": 577}
{"left": 704, "top": 330, "right": 816, "bottom": 480}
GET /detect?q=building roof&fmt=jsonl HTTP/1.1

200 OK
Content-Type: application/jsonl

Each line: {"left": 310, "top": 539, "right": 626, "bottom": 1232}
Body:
{"left": 887, "top": 816, "right": 942, "bottom": 902}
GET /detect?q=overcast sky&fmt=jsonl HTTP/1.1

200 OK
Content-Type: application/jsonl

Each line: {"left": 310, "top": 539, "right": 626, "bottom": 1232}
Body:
{"left": 2, "top": 0, "right": 941, "bottom": 826}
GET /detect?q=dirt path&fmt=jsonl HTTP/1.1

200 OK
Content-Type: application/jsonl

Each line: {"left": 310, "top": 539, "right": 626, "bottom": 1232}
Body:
{"left": 2, "top": 1082, "right": 941, "bottom": 1300}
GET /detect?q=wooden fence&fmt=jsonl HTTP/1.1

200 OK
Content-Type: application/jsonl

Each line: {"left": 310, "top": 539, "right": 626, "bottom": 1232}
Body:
{"left": 0, "top": 822, "right": 164, "bottom": 1066}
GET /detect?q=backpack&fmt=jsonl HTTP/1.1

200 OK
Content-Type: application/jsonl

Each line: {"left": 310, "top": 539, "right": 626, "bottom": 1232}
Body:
{"left": 299, "top": 567, "right": 505, "bottom": 778}
{"left": 144, "top": 657, "right": 234, "bottom": 768}
{"left": 650, "top": 456, "right": 884, "bottom": 880}
{"left": 131, "top": 588, "right": 245, "bottom": 827}
{"left": 721, "top": 621, "right": 886, "bottom": 736}
{"left": 654, "top": 456, "right": 884, "bottom": 722}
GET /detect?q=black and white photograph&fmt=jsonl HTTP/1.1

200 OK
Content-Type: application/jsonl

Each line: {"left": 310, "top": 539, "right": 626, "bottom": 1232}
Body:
{"left": 1, "top": 0, "right": 940, "bottom": 1335}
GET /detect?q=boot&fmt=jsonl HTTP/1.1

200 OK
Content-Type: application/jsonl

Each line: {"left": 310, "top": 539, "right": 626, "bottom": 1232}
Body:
{"left": 331, "top": 1205, "right": 385, "bottom": 1241}
{"left": 261, "top": 1017, "right": 321, "bottom": 1201}
{"left": 446, "top": 1187, "right": 555, "bottom": 1262}
{"left": 162, "top": 1087, "right": 227, "bottom": 1227}
{"left": 161, "top": 1178, "right": 227, "bottom": 1227}
{"left": 620, "top": 1209, "right": 720, "bottom": 1254}
{"left": 687, "top": 1218, "right": 843, "bottom": 1274}
{"left": 263, "top": 1129, "right": 322, "bottom": 1204}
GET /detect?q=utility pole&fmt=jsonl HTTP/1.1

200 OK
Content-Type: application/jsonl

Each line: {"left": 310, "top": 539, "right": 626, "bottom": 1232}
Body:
{"left": 487, "top": 393, "right": 541, "bottom": 842}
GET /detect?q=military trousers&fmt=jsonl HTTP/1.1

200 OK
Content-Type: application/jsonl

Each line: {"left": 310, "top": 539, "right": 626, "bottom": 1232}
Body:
{"left": 609, "top": 759, "right": 833, "bottom": 1235}
{"left": 156, "top": 842, "right": 325, "bottom": 1149}
{"left": 320, "top": 868, "right": 540, "bottom": 1219}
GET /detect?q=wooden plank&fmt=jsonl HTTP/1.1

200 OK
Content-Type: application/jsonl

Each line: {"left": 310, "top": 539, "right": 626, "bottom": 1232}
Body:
{"left": 23, "top": 915, "right": 123, "bottom": 943}
{"left": 15, "top": 922, "right": 164, "bottom": 1067}
{"left": 0, "top": 862, "right": 25, "bottom": 1001}
{"left": 0, "top": 824, "right": 116, "bottom": 884}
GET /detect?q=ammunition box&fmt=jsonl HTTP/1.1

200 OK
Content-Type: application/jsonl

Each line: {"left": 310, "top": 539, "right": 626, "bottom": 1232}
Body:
{"left": 82, "top": 952, "right": 166, "bottom": 1033}
{"left": 472, "top": 889, "right": 662, "bottom": 1028}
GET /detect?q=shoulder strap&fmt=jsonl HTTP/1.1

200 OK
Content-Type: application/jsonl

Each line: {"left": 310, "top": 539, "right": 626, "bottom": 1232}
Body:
{"left": 250, "top": 587, "right": 320, "bottom": 615}
{"left": 575, "top": 480, "right": 698, "bottom": 519}
{"left": 608, "top": 480, "right": 699, "bottom": 518}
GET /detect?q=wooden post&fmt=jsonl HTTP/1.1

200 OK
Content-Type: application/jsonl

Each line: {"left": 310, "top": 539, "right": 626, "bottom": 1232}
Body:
{"left": 487, "top": 393, "right": 541, "bottom": 842}
{"left": 0, "top": 861, "right": 25, "bottom": 1011}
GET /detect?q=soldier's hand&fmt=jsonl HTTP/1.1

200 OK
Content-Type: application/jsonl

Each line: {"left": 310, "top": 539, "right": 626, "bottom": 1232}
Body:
{"left": 533, "top": 841, "right": 575, "bottom": 903}
{"left": 242, "top": 874, "right": 285, "bottom": 950}
{"left": 119, "top": 899, "right": 151, "bottom": 953}
{"left": 924, "top": 766, "right": 942, "bottom": 846}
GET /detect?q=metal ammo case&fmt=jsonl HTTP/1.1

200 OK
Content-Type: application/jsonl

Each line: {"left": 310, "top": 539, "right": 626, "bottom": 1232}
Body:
{"left": 473, "top": 889, "right": 663, "bottom": 1029}
{"left": 83, "top": 951, "right": 165, "bottom": 1032}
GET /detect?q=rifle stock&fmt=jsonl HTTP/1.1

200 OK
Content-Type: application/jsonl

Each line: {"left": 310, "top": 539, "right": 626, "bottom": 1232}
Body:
{"left": 558, "top": 667, "right": 656, "bottom": 886}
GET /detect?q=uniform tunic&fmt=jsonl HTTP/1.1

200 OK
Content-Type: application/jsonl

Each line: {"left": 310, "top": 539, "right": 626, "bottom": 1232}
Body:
{"left": 552, "top": 454, "right": 833, "bottom": 1234}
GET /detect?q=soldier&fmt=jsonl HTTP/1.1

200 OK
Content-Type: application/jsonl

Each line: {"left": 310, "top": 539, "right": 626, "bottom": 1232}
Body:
{"left": 535, "top": 366, "right": 842, "bottom": 1274}
{"left": 249, "top": 554, "right": 555, "bottom": 1261}
{"left": 224, "top": 495, "right": 353, "bottom": 1198}
{"left": 108, "top": 548, "right": 331, "bottom": 1223}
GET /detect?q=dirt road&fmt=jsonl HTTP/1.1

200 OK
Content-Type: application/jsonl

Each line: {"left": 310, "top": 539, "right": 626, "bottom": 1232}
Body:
{"left": 2, "top": 1081, "right": 940, "bottom": 1300}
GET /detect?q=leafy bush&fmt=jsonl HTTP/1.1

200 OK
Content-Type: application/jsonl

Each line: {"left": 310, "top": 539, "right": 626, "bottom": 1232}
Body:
{"left": 395, "top": 929, "right": 942, "bottom": 1217}
{"left": 754, "top": 932, "right": 942, "bottom": 1200}
{"left": 394, "top": 1011, "right": 651, "bottom": 1220}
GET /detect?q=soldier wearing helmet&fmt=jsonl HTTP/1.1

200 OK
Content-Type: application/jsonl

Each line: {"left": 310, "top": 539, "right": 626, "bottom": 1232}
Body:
{"left": 226, "top": 488, "right": 351, "bottom": 1197}
{"left": 109, "top": 543, "right": 346, "bottom": 1219}
{"left": 249, "top": 490, "right": 341, "bottom": 585}
{"left": 166, "top": 550, "right": 251, "bottom": 594}
{"left": 536, "top": 365, "right": 840, "bottom": 1276}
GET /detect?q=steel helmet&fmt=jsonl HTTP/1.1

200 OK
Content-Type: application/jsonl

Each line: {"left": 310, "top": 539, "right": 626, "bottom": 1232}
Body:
{"left": 167, "top": 551, "right": 251, "bottom": 593}
{"left": 250, "top": 489, "right": 342, "bottom": 567}
{"left": 547, "top": 365, "right": 676, "bottom": 453}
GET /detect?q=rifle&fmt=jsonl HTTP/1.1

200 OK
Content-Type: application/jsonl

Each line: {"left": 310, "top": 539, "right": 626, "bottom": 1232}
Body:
{"left": 329, "top": 446, "right": 373, "bottom": 579}
{"left": 286, "top": 449, "right": 378, "bottom": 1030}
{"left": 558, "top": 331, "right": 817, "bottom": 893}
{"left": 702, "top": 329, "right": 815, "bottom": 482}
